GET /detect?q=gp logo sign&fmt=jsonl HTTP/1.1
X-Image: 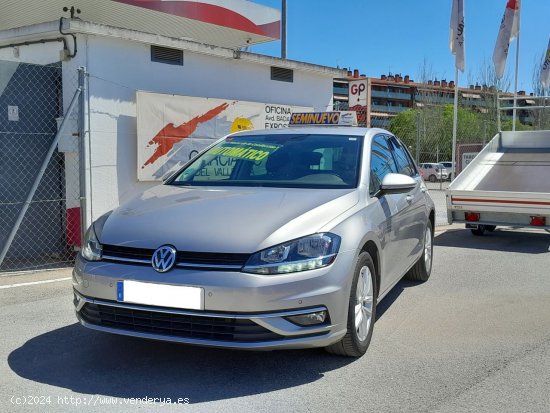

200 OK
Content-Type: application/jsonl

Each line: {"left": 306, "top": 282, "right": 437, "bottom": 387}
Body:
{"left": 348, "top": 80, "right": 368, "bottom": 107}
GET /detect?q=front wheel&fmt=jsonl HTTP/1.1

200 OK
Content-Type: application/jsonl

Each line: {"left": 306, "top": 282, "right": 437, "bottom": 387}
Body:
{"left": 405, "top": 222, "right": 433, "bottom": 282}
{"left": 325, "top": 252, "right": 377, "bottom": 357}
{"left": 429, "top": 174, "right": 437, "bottom": 182}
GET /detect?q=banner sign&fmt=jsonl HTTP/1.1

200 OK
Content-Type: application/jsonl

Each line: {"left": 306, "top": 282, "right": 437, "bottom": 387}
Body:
{"left": 289, "top": 111, "right": 358, "bottom": 126}
{"left": 348, "top": 79, "right": 368, "bottom": 107}
{"left": 136, "top": 91, "right": 311, "bottom": 181}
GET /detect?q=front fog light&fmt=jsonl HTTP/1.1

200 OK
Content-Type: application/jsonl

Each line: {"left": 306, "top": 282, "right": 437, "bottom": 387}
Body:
{"left": 286, "top": 310, "right": 327, "bottom": 326}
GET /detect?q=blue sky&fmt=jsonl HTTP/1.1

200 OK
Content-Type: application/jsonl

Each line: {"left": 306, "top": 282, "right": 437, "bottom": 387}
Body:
{"left": 250, "top": 0, "right": 549, "bottom": 92}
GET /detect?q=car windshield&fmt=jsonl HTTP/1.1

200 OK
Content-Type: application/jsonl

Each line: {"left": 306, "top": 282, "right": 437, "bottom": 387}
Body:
{"left": 168, "top": 133, "right": 363, "bottom": 189}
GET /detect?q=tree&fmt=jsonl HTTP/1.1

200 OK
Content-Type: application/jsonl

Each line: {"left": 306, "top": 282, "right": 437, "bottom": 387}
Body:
{"left": 389, "top": 105, "right": 485, "bottom": 163}
{"left": 467, "top": 56, "right": 512, "bottom": 137}
{"left": 531, "top": 55, "right": 550, "bottom": 130}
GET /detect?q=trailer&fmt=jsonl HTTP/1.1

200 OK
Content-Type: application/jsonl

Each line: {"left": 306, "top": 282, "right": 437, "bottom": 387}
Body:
{"left": 446, "top": 130, "right": 550, "bottom": 235}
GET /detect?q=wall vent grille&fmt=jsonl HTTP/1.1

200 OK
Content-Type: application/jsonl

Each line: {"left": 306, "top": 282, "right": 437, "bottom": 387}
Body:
{"left": 151, "top": 46, "right": 183, "bottom": 66}
{"left": 271, "top": 66, "right": 293, "bottom": 82}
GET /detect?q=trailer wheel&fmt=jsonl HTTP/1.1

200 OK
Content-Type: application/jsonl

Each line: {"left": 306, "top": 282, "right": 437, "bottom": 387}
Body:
{"left": 429, "top": 174, "right": 437, "bottom": 182}
{"left": 485, "top": 225, "right": 496, "bottom": 232}
{"left": 471, "top": 225, "right": 486, "bottom": 236}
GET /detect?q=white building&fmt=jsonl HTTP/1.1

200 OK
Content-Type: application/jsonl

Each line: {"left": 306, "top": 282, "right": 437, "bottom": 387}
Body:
{"left": 0, "top": 0, "right": 343, "bottom": 270}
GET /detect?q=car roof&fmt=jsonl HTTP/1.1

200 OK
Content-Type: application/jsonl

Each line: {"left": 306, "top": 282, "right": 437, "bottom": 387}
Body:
{"left": 229, "top": 126, "right": 392, "bottom": 139}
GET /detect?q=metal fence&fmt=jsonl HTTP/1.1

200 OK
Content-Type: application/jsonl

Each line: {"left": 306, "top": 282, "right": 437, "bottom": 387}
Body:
{"left": 335, "top": 92, "right": 550, "bottom": 226}
{"left": 0, "top": 59, "right": 83, "bottom": 273}
{"left": 336, "top": 92, "right": 550, "bottom": 175}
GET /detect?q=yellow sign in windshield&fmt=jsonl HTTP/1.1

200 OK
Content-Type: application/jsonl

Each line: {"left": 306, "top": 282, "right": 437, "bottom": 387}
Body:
{"left": 208, "top": 142, "right": 280, "bottom": 162}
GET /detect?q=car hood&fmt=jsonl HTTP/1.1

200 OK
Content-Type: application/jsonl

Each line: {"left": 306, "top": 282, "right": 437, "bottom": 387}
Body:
{"left": 99, "top": 185, "right": 359, "bottom": 253}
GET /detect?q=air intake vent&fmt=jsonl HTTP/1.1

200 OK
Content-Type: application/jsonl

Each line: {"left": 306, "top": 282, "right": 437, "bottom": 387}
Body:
{"left": 271, "top": 66, "right": 293, "bottom": 82}
{"left": 151, "top": 45, "right": 183, "bottom": 65}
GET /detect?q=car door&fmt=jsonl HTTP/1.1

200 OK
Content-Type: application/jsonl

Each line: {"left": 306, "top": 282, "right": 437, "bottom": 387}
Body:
{"left": 388, "top": 135, "right": 427, "bottom": 278}
{"left": 368, "top": 134, "right": 401, "bottom": 292}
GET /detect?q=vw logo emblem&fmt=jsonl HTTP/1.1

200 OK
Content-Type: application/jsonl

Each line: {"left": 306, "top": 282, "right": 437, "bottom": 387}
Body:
{"left": 151, "top": 245, "right": 177, "bottom": 273}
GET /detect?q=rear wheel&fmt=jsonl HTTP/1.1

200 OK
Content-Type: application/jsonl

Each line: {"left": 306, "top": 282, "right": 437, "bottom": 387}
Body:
{"left": 471, "top": 225, "right": 486, "bottom": 236}
{"left": 429, "top": 174, "right": 437, "bottom": 182}
{"left": 405, "top": 222, "right": 433, "bottom": 282}
{"left": 325, "top": 252, "right": 377, "bottom": 357}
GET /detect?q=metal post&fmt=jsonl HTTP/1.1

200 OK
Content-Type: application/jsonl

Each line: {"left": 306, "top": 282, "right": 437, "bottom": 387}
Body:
{"left": 281, "top": 0, "right": 287, "bottom": 59}
{"left": 497, "top": 91, "right": 501, "bottom": 132}
{"left": 78, "top": 67, "right": 88, "bottom": 247}
{"left": 437, "top": 145, "right": 442, "bottom": 190}
{"left": 0, "top": 86, "right": 82, "bottom": 267}
{"left": 366, "top": 77, "right": 372, "bottom": 128}
{"left": 451, "top": 67, "right": 459, "bottom": 182}
{"left": 415, "top": 111, "right": 421, "bottom": 165}
{"left": 512, "top": 6, "right": 521, "bottom": 131}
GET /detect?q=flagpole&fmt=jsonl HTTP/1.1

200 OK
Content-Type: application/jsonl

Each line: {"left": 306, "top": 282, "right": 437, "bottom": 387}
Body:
{"left": 512, "top": 5, "right": 521, "bottom": 131}
{"left": 452, "top": 67, "right": 459, "bottom": 181}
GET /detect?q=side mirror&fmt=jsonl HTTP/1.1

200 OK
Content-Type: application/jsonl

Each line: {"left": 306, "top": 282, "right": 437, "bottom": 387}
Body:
{"left": 379, "top": 173, "right": 417, "bottom": 195}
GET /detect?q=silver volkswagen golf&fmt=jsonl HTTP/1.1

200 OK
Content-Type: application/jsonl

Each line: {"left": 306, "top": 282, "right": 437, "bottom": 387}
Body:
{"left": 74, "top": 121, "right": 435, "bottom": 357}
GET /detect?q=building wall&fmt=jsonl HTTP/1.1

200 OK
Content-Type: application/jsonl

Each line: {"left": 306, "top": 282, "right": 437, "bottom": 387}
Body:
{"left": 0, "top": 41, "right": 63, "bottom": 66}
{"left": 65, "top": 34, "right": 335, "bottom": 225}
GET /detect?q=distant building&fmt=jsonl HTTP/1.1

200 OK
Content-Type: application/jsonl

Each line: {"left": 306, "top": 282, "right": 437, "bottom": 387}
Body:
{"left": 334, "top": 70, "right": 536, "bottom": 127}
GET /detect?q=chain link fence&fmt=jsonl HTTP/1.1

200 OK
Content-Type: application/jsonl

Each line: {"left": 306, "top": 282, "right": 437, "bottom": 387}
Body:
{"left": 0, "top": 59, "right": 83, "bottom": 273}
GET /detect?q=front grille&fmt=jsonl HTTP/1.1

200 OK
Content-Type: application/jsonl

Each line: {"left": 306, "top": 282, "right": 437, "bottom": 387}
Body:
{"left": 103, "top": 245, "right": 153, "bottom": 261}
{"left": 176, "top": 251, "right": 249, "bottom": 266}
{"left": 80, "top": 303, "right": 282, "bottom": 342}
{"left": 102, "top": 244, "right": 249, "bottom": 268}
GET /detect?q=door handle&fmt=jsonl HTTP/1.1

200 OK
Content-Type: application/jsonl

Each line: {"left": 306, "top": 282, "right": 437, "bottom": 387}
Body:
{"left": 406, "top": 195, "right": 413, "bottom": 203}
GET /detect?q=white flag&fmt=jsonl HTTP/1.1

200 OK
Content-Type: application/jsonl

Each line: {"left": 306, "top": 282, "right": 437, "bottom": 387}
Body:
{"left": 450, "top": 0, "right": 465, "bottom": 72}
{"left": 493, "top": 0, "right": 521, "bottom": 79}
{"left": 541, "top": 38, "right": 550, "bottom": 89}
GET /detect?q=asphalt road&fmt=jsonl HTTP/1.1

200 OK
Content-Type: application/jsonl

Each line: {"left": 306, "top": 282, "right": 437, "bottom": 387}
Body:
{"left": 1, "top": 227, "right": 550, "bottom": 413}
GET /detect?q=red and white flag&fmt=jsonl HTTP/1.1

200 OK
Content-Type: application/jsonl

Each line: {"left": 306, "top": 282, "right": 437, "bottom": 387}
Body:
{"left": 541, "top": 37, "right": 550, "bottom": 89}
{"left": 450, "top": 0, "right": 465, "bottom": 72}
{"left": 493, "top": 0, "right": 521, "bottom": 79}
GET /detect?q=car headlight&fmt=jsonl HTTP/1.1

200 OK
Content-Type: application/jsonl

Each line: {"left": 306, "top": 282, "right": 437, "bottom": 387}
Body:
{"left": 81, "top": 225, "right": 102, "bottom": 261}
{"left": 243, "top": 233, "right": 341, "bottom": 275}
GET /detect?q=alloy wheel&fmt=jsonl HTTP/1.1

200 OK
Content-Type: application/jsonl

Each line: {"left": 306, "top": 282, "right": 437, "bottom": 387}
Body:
{"left": 355, "top": 265, "right": 374, "bottom": 342}
{"left": 424, "top": 225, "right": 433, "bottom": 273}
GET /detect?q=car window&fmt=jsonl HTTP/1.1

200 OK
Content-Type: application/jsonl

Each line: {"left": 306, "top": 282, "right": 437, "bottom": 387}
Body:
{"left": 389, "top": 136, "right": 417, "bottom": 177}
{"left": 369, "top": 134, "right": 397, "bottom": 196}
{"left": 169, "top": 134, "right": 363, "bottom": 189}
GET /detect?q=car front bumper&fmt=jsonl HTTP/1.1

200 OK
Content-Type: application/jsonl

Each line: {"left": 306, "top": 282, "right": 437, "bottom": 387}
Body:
{"left": 72, "top": 250, "right": 357, "bottom": 350}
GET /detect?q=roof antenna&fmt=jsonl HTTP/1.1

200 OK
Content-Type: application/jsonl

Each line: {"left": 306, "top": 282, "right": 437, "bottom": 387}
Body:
{"left": 63, "top": 6, "right": 81, "bottom": 19}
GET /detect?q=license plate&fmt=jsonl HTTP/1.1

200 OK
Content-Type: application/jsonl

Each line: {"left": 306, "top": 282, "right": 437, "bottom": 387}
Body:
{"left": 117, "top": 280, "right": 203, "bottom": 310}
